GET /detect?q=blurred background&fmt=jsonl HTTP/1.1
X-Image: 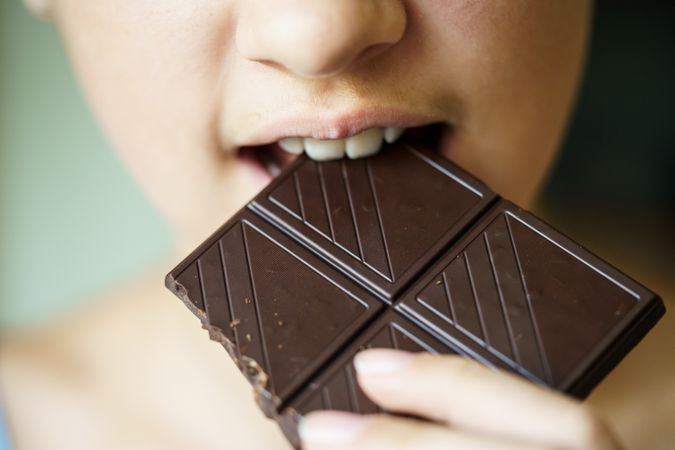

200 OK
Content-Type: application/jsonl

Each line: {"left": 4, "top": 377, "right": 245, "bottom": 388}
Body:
{"left": 0, "top": 1, "right": 170, "bottom": 328}
{"left": 542, "top": 2, "right": 675, "bottom": 282}
{"left": 1, "top": 0, "right": 673, "bottom": 449}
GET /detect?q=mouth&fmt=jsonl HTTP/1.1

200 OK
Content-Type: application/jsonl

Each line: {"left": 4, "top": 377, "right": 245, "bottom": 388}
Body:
{"left": 236, "top": 122, "right": 452, "bottom": 179}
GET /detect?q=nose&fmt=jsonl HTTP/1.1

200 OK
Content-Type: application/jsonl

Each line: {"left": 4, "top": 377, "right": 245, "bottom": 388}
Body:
{"left": 236, "top": 0, "right": 407, "bottom": 78}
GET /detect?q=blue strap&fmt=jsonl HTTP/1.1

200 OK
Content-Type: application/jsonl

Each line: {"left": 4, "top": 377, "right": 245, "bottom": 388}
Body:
{"left": 0, "top": 408, "right": 10, "bottom": 450}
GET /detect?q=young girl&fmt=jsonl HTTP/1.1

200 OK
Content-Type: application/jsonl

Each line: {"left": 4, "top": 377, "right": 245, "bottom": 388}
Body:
{"left": 3, "top": 1, "right": 623, "bottom": 448}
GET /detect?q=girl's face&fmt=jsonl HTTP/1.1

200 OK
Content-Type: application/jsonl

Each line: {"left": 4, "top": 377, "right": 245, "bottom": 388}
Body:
{"left": 44, "top": 0, "right": 590, "bottom": 243}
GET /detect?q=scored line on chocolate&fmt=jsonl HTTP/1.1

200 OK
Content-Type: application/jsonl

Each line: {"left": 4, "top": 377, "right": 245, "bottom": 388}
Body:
{"left": 505, "top": 211, "right": 642, "bottom": 300}
{"left": 317, "top": 164, "right": 336, "bottom": 246}
{"left": 504, "top": 214, "right": 554, "bottom": 383}
{"left": 340, "top": 161, "right": 365, "bottom": 262}
{"left": 241, "top": 222, "right": 275, "bottom": 391}
{"left": 217, "top": 240, "right": 237, "bottom": 349}
{"left": 366, "top": 159, "right": 396, "bottom": 283}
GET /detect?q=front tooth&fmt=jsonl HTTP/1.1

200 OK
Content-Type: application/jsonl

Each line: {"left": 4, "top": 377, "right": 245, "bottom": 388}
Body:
{"left": 384, "top": 127, "right": 405, "bottom": 144}
{"left": 345, "top": 127, "right": 384, "bottom": 159}
{"left": 304, "top": 138, "right": 346, "bottom": 161}
{"left": 278, "top": 137, "right": 304, "bottom": 154}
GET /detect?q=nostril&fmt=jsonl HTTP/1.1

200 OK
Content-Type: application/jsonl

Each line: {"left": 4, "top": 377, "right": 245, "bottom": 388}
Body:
{"left": 246, "top": 58, "right": 289, "bottom": 73}
{"left": 291, "top": 41, "right": 398, "bottom": 79}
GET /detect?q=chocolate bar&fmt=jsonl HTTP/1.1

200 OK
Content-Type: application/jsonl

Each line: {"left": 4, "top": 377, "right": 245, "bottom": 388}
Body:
{"left": 166, "top": 139, "right": 664, "bottom": 448}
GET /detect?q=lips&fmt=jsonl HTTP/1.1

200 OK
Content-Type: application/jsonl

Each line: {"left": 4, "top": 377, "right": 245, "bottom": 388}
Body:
{"left": 231, "top": 106, "right": 452, "bottom": 179}
{"left": 237, "top": 122, "right": 451, "bottom": 179}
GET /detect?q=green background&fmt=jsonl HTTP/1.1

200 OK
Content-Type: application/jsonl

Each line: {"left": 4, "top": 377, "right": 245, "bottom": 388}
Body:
{"left": 0, "top": 1, "right": 169, "bottom": 327}
{"left": 1, "top": 1, "right": 673, "bottom": 329}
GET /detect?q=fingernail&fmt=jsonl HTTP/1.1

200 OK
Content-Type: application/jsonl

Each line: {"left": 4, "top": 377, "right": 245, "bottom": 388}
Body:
{"left": 298, "top": 411, "right": 370, "bottom": 445}
{"left": 354, "top": 349, "right": 414, "bottom": 375}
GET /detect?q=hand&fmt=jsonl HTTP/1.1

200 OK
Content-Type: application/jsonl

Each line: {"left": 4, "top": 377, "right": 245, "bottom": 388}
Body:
{"left": 299, "top": 350, "right": 621, "bottom": 450}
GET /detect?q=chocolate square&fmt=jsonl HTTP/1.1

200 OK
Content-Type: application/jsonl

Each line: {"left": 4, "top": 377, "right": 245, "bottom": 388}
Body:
{"left": 396, "top": 200, "right": 664, "bottom": 396}
{"left": 249, "top": 142, "right": 496, "bottom": 300}
{"left": 167, "top": 209, "right": 383, "bottom": 412}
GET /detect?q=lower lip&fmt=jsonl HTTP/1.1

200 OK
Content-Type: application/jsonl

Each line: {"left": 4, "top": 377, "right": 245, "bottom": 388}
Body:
{"left": 236, "top": 147, "right": 274, "bottom": 185}
{"left": 241, "top": 157, "right": 275, "bottom": 184}
{"left": 438, "top": 125, "right": 455, "bottom": 159}
{"left": 237, "top": 143, "right": 298, "bottom": 183}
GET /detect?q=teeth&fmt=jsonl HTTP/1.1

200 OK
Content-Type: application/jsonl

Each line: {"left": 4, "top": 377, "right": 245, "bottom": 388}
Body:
{"left": 304, "top": 137, "right": 346, "bottom": 160}
{"left": 345, "top": 127, "right": 384, "bottom": 159}
{"left": 276, "top": 126, "right": 406, "bottom": 161}
{"left": 278, "top": 137, "right": 304, "bottom": 154}
{"left": 384, "top": 127, "right": 405, "bottom": 144}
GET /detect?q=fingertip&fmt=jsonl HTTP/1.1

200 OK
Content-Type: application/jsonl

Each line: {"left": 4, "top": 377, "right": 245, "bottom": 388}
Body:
{"left": 353, "top": 348, "right": 415, "bottom": 376}
{"left": 298, "top": 411, "right": 371, "bottom": 447}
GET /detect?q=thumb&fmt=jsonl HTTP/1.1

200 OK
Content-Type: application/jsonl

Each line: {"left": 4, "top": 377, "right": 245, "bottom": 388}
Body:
{"left": 353, "top": 349, "right": 619, "bottom": 450}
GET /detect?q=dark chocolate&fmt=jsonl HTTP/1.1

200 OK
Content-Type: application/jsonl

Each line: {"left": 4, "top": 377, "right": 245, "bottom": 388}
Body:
{"left": 280, "top": 311, "right": 452, "bottom": 447}
{"left": 249, "top": 143, "right": 496, "bottom": 300}
{"left": 396, "top": 200, "right": 664, "bottom": 397}
{"left": 167, "top": 209, "right": 383, "bottom": 414}
{"left": 165, "top": 139, "right": 664, "bottom": 448}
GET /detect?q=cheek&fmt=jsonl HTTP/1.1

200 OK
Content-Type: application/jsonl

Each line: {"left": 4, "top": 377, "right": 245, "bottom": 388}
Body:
{"left": 55, "top": 0, "right": 227, "bottom": 154}
{"left": 420, "top": 1, "right": 591, "bottom": 204}
{"left": 422, "top": 1, "right": 589, "bottom": 111}
{"left": 54, "top": 0, "right": 255, "bottom": 233}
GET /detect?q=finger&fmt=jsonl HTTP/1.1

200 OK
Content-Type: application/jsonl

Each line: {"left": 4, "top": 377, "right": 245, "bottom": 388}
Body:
{"left": 299, "top": 411, "right": 551, "bottom": 450}
{"left": 354, "top": 349, "right": 620, "bottom": 450}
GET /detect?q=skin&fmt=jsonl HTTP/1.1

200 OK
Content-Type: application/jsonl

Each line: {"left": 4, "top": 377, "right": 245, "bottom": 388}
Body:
{"left": 301, "top": 351, "right": 622, "bottom": 450}
{"left": 1, "top": 0, "right": 622, "bottom": 449}
{"left": 39, "top": 0, "right": 588, "bottom": 243}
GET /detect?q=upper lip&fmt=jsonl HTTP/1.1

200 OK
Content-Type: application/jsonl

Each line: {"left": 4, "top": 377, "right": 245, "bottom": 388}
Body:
{"left": 234, "top": 107, "right": 444, "bottom": 149}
